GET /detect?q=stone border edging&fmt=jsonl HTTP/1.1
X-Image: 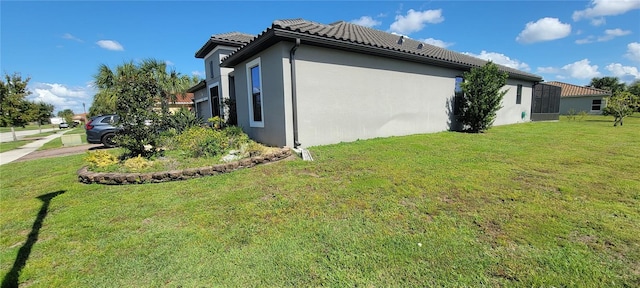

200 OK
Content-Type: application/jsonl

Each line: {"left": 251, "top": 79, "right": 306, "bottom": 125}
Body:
{"left": 77, "top": 148, "right": 292, "bottom": 185}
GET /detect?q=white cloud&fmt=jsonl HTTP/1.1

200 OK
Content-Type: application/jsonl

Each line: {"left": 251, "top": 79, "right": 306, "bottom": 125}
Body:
{"left": 590, "top": 17, "right": 607, "bottom": 26}
{"left": 96, "top": 40, "right": 124, "bottom": 51}
{"left": 576, "top": 28, "right": 631, "bottom": 44}
{"left": 625, "top": 42, "right": 640, "bottom": 62}
{"left": 463, "top": 51, "right": 530, "bottom": 71}
{"left": 350, "top": 16, "right": 381, "bottom": 28}
{"left": 28, "top": 83, "right": 95, "bottom": 114}
{"left": 191, "top": 71, "right": 204, "bottom": 77}
{"left": 576, "top": 36, "right": 596, "bottom": 44}
{"left": 516, "top": 17, "right": 571, "bottom": 44}
{"left": 62, "top": 33, "right": 83, "bottom": 42}
{"left": 537, "top": 66, "right": 560, "bottom": 74}
{"left": 561, "top": 59, "right": 601, "bottom": 79}
{"left": 390, "top": 9, "right": 444, "bottom": 35}
{"left": 573, "top": 0, "right": 640, "bottom": 23}
{"left": 165, "top": 60, "right": 175, "bottom": 66}
{"left": 420, "top": 38, "right": 453, "bottom": 48}
{"left": 606, "top": 63, "right": 640, "bottom": 80}
{"left": 598, "top": 28, "right": 631, "bottom": 41}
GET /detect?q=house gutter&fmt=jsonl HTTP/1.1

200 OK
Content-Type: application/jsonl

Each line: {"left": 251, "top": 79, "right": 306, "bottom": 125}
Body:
{"left": 289, "top": 38, "right": 301, "bottom": 148}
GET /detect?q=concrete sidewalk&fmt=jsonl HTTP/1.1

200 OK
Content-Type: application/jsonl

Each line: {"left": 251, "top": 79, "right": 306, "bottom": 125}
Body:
{"left": 0, "top": 130, "right": 71, "bottom": 166}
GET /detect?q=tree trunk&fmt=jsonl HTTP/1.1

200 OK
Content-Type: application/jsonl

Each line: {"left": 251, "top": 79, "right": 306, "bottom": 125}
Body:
{"left": 11, "top": 126, "right": 17, "bottom": 141}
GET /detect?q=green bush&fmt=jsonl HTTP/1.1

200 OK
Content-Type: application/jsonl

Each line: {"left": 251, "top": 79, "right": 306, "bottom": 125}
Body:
{"left": 84, "top": 150, "right": 118, "bottom": 169}
{"left": 175, "top": 126, "right": 255, "bottom": 158}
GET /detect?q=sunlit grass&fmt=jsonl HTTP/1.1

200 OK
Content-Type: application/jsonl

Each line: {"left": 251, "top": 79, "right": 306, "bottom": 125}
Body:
{"left": 1, "top": 115, "right": 638, "bottom": 286}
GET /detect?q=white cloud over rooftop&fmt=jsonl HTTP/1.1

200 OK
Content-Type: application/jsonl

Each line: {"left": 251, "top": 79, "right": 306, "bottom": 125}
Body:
{"left": 389, "top": 9, "right": 444, "bottom": 35}
{"left": 350, "top": 16, "right": 381, "bottom": 28}
{"left": 516, "top": 17, "right": 571, "bottom": 44}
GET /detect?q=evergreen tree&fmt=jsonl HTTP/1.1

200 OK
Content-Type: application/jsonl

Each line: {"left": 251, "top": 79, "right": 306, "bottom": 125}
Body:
{"left": 457, "top": 62, "right": 508, "bottom": 133}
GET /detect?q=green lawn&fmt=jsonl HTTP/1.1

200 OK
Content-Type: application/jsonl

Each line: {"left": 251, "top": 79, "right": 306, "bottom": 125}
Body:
{"left": 37, "top": 128, "right": 87, "bottom": 151}
{"left": 1, "top": 115, "right": 638, "bottom": 287}
{"left": 0, "top": 124, "right": 56, "bottom": 133}
{"left": 0, "top": 131, "right": 60, "bottom": 153}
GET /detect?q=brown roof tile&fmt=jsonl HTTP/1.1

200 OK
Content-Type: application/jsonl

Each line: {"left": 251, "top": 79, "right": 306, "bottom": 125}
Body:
{"left": 222, "top": 19, "right": 542, "bottom": 81}
{"left": 195, "top": 32, "right": 255, "bottom": 58}
{"left": 545, "top": 81, "right": 611, "bottom": 98}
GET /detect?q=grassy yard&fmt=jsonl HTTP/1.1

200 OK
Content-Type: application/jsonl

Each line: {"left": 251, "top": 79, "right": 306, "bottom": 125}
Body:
{"left": 37, "top": 128, "right": 87, "bottom": 151}
{"left": 1, "top": 115, "right": 638, "bottom": 287}
{"left": 0, "top": 124, "right": 56, "bottom": 133}
{"left": 0, "top": 131, "right": 60, "bottom": 153}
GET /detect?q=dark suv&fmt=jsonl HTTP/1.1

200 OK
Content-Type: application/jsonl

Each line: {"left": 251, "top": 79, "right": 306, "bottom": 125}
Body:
{"left": 86, "top": 114, "right": 119, "bottom": 147}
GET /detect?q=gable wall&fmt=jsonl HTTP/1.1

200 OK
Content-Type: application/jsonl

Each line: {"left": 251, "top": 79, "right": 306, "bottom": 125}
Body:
{"left": 560, "top": 96, "right": 607, "bottom": 114}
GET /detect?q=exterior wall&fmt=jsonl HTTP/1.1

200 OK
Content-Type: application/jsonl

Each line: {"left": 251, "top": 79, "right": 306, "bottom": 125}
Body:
{"left": 559, "top": 96, "right": 606, "bottom": 114}
{"left": 493, "top": 79, "right": 534, "bottom": 126}
{"left": 233, "top": 42, "right": 290, "bottom": 147}
{"left": 232, "top": 43, "right": 537, "bottom": 148}
{"left": 203, "top": 46, "right": 237, "bottom": 120}
{"left": 193, "top": 87, "right": 211, "bottom": 120}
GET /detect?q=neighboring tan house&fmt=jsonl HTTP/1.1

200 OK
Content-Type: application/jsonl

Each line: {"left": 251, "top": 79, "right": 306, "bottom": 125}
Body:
{"left": 188, "top": 32, "right": 255, "bottom": 122}
{"left": 204, "top": 19, "right": 542, "bottom": 148}
{"left": 168, "top": 93, "right": 194, "bottom": 114}
{"left": 546, "top": 81, "right": 611, "bottom": 115}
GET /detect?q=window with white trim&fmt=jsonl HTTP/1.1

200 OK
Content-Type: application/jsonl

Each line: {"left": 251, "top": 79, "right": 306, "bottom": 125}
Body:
{"left": 246, "top": 58, "right": 264, "bottom": 127}
{"left": 591, "top": 99, "right": 602, "bottom": 111}
{"left": 516, "top": 84, "right": 522, "bottom": 104}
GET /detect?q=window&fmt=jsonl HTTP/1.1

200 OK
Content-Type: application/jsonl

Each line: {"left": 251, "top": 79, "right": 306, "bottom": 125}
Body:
{"left": 246, "top": 58, "right": 263, "bottom": 127}
{"left": 592, "top": 99, "right": 602, "bottom": 111}
{"left": 454, "top": 76, "right": 464, "bottom": 116}
{"left": 209, "top": 60, "right": 214, "bottom": 79}
{"left": 516, "top": 84, "right": 522, "bottom": 104}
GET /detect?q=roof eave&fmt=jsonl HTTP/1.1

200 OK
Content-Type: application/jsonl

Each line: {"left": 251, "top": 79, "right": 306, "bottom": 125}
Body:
{"left": 222, "top": 28, "right": 542, "bottom": 82}
{"left": 195, "top": 39, "right": 245, "bottom": 59}
{"left": 187, "top": 80, "right": 206, "bottom": 93}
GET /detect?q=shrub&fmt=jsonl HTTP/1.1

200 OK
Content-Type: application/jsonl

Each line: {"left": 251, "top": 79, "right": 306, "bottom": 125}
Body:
{"left": 457, "top": 62, "right": 508, "bottom": 133}
{"left": 123, "top": 155, "right": 153, "bottom": 172}
{"left": 164, "top": 107, "right": 204, "bottom": 133}
{"left": 84, "top": 150, "right": 118, "bottom": 169}
{"left": 175, "top": 126, "right": 225, "bottom": 157}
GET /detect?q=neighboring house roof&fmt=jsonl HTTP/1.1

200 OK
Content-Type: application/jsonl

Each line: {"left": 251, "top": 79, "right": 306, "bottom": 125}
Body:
{"left": 195, "top": 32, "right": 255, "bottom": 58}
{"left": 187, "top": 80, "right": 207, "bottom": 93}
{"left": 220, "top": 19, "right": 543, "bottom": 82}
{"left": 169, "top": 93, "right": 194, "bottom": 105}
{"left": 545, "top": 81, "right": 611, "bottom": 98}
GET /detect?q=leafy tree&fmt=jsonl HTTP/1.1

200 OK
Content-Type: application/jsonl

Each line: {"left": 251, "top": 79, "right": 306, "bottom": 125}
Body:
{"left": 93, "top": 59, "right": 197, "bottom": 158}
{"left": 91, "top": 61, "right": 200, "bottom": 117}
{"left": 57, "top": 109, "right": 75, "bottom": 124}
{"left": 89, "top": 90, "right": 117, "bottom": 117}
{"left": 627, "top": 80, "right": 640, "bottom": 112}
{"left": 33, "top": 102, "right": 54, "bottom": 132}
{"left": 589, "top": 77, "right": 626, "bottom": 94}
{"left": 457, "top": 62, "right": 509, "bottom": 133}
{"left": 603, "top": 91, "right": 639, "bottom": 126}
{"left": 0, "top": 73, "right": 32, "bottom": 141}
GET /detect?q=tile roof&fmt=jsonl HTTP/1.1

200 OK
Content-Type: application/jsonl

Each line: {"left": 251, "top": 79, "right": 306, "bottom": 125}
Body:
{"left": 221, "top": 19, "right": 542, "bottom": 81}
{"left": 210, "top": 32, "right": 255, "bottom": 45}
{"left": 195, "top": 32, "right": 255, "bottom": 58}
{"left": 170, "top": 93, "right": 194, "bottom": 104}
{"left": 545, "top": 81, "right": 611, "bottom": 98}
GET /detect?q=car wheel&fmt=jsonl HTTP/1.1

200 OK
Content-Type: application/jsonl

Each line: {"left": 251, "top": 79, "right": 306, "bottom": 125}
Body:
{"left": 102, "top": 133, "right": 117, "bottom": 148}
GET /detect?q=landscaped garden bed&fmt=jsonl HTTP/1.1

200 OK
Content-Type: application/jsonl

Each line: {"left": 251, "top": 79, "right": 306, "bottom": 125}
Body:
{"left": 78, "top": 147, "right": 292, "bottom": 184}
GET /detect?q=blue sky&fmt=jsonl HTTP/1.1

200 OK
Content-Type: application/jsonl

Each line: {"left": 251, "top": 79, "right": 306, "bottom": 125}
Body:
{"left": 2, "top": 0, "right": 639, "bottom": 114}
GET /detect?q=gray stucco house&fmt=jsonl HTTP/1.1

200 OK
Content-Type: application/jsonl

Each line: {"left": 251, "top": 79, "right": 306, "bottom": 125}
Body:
{"left": 199, "top": 19, "right": 543, "bottom": 148}
{"left": 188, "top": 32, "right": 255, "bottom": 121}
{"left": 546, "top": 81, "right": 611, "bottom": 115}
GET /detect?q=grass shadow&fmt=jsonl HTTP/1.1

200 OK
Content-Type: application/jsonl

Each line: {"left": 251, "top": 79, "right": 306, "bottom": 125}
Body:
{"left": 1, "top": 190, "right": 65, "bottom": 288}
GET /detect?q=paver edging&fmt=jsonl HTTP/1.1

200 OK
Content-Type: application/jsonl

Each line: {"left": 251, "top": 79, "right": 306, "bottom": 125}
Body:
{"left": 77, "top": 148, "right": 292, "bottom": 185}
